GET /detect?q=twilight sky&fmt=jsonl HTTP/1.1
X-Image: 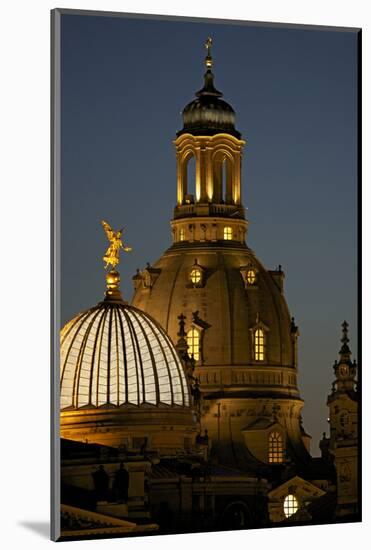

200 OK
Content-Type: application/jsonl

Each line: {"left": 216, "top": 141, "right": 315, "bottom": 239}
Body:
{"left": 60, "top": 13, "right": 358, "bottom": 455}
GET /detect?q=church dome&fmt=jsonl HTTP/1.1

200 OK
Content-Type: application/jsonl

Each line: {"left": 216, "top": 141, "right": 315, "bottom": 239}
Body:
{"left": 60, "top": 262, "right": 195, "bottom": 452}
{"left": 60, "top": 291, "right": 190, "bottom": 410}
{"left": 179, "top": 84, "right": 239, "bottom": 139}
{"left": 132, "top": 245, "right": 298, "bottom": 398}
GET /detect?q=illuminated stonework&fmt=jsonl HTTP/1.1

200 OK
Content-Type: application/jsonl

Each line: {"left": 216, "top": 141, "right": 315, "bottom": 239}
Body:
{"left": 171, "top": 132, "right": 248, "bottom": 246}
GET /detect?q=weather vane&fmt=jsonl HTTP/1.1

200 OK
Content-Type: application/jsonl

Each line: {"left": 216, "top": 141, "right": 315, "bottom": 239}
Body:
{"left": 101, "top": 220, "right": 132, "bottom": 270}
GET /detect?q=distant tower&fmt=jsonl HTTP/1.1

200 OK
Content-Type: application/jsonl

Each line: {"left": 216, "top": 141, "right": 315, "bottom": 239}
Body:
{"left": 132, "top": 39, "right": 310, "bottom": 469}
{"left": 325, "top": 321, "right": 358, "bottom": 518}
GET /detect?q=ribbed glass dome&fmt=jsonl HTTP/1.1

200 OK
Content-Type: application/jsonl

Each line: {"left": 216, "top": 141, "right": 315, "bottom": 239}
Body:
{"left": 60, "top": 302, "right": 190, "bottom": 410}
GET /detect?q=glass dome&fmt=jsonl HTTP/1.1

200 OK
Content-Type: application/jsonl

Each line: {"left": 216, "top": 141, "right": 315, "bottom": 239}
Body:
{"left": 60, "top": 302, "right": 190, "bottom": 410}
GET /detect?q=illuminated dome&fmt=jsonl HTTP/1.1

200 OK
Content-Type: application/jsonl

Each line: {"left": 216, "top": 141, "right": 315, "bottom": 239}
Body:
{"left": 60, "top": 302, "right": 189, "bottom": 410}
{"left": 60, "top": 267, "right": 195, "bottom": 452}
{"left": 132, "top": 247, "right": 298, "bottom": 396}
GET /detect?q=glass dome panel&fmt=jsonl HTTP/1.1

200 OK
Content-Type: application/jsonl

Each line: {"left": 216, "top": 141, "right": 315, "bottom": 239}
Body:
{"left": 60, "top": 303, "right": 190, "bottom": 410}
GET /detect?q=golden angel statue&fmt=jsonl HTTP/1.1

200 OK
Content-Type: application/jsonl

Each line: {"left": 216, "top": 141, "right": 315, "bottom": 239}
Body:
{"left": 101, "top": 220, "right": 132, "bottom": 270}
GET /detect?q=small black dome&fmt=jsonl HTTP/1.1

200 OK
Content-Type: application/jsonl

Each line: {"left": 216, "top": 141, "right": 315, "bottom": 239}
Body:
{"left": 177, "top": 69, "right": 241, "bottom": 139}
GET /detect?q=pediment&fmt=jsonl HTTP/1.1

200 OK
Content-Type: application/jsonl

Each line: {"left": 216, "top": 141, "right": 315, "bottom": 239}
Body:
{"left": 268, "top": 475, "right": 326, "bottom": 499}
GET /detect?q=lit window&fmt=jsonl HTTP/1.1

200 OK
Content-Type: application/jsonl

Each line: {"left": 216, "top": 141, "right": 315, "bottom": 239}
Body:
{"left": 246, "top": 269, "right": 256, "bottom": 285}
{"left": 254, "top": 328, "right": 265, "bottom": 361}
{"left": 224, "top": 226, "right": 232, "bottom": 240}
{"left": 283, "top": 494, "right": 299, "bottom": 518}
{"left": 179, "top": 228, "right": 185, "bottom": 241}
{"left": 187, "top": 328, "right": 200, "bottom": 361}
{"left": 190, "top": 268, "right": 202, "bottom": 285}
{"left": 268, "top": 431, "right": 284, "bottom": 463}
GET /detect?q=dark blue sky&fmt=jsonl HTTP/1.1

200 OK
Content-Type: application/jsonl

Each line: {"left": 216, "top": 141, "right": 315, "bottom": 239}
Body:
{"left": 61, "top": 13, "right": 358, "bottom": 455}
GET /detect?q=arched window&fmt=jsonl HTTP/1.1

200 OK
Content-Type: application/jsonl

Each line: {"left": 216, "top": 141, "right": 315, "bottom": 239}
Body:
{"left": 190, "top": 268, "right": 202, "bottom": 285}
{"left": 179, "top": 228, "right": 185, "bottom": 241}
{"left": 268, "top": 431, "right": 284, "bottom": 463}
{"left": 187, "top": 328, "right": 200, "bottom": 361}
{"left": 221, "top": 158, "right": 227, "bottom": 201}
{"left": 283, "top": 494, "right": 298, "bottom": 518}
{"left": 212, "top": 152, "right": 234, "bottom": 204}
{"left": 224, "top": 226, "right": 233, "bottom": 240}
{"left": 254, "top": 328, "right": 265, "bottom": 361}
{"left": 180, "top": 153, "right": 196, "bottom": 204}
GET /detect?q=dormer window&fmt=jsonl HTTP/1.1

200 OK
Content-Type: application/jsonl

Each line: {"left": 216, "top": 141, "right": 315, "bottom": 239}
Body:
{"left": 224, "top": 226, "right": 232, "bottom": 240}
{"left": 246, "top": 269, "right": 257, "bottom": 285}
{"left": 188, "top": 260, "right": 205, "bottom": 287}
{"left": 240, "top": 265, "right": 258, "bottom": 289}
{"left": 254, "top": 328, "right": 265, "bottom": 361}
{"left": 190, "top": 268, "right": 202, "bottom": 285}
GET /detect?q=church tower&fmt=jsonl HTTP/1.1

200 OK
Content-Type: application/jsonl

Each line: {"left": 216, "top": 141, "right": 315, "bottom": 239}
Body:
{"left": 324, "top": 322, "right": 358, "bottom": 518}
{"left": 132, "top": 39, "right": 310, "bottom": 469}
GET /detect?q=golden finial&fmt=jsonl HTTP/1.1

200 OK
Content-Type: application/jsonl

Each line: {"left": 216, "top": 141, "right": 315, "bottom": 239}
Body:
{"left": 205, "top": 37, "right": 213, "bottom": 69}
{"left": 101, "top": 220, "right": 132, "bottom": 270}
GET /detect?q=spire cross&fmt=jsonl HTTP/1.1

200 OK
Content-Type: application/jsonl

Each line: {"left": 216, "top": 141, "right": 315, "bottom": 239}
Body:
{"left": 205, "top": 37, "right": 213, "bottom": 69}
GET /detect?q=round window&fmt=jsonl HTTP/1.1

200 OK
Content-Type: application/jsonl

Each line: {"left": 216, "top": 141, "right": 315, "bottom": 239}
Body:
{"left": 190, "top": 268, "right": 202, "bottom": 284}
